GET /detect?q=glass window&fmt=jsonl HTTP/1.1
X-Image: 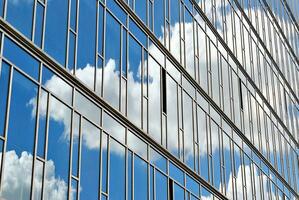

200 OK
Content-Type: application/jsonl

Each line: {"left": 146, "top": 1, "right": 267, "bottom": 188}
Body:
{"left": 129, "top": 18, "right": 147, "bottom": 47}
{"left": 44, "top": 0, "right": 68, "bottom": 66}
{"left": 107, "top": 0, "right": 127, "bottom": 25}
{"left": 37, "top": 89, "right": 48, "bottom": 158}
{"left": 33, "top": 159, "right": 44, "bottom": 200}
{"left": 68, "top": 31, "right": 76, "bottom": 72}
{"left": 198, "top": 27, "right": 208, "bottom": 92}
{"left": 34, "top": 2, "right": 44, "bottom": 47}
{"left": 210, "top": 42, "right": 220, "bottom": 105}
{"left": 127, "top": 131, "right": 147, "bottom": 159}
{"left": 77, "top": 0, "right": 97, "bottom": 89}
{"left": 148, "top": 55, "right": 161, "bottom": 143}
{"left": 70, "top": 0, "right": 77, "bottom": 31}
{"left": 127, "top": 35, "right": 142, "bottom": 127}
{"left": 211, "top": 120, "right": 221, "bottom": 188}
{"left": 104, "top": 12, "right": 121, "bottom": 109}
{"left": 109, "top": 139, "right": 125, "bottom": 200}
{"left": 173, "top": 182, "right": 185, "bottom": 200}
{"left": 170, "top": 0, "right": 180, "bottom": 61}
{"left": 98, "top": 3, "right": 104, "bottom": 56}
{"left": 80, "top": 119, "right": 101, "bottom": 200}
{"left": 103, "top": 112, "right": 125, "bottom": 143}
{"left": 185, "top": 10, "right": 195, "bottom": 78}
{"left": 3, "top": 36, "right": 39, "bottom": 80}
{"left": 154, "top": 0, "right": 164, "bottom": 42}
{"left": 183, "top": 92, "right": 194, "bottom": 169}
{"left": 135, "top": 0, "right": 146, "bottom": 24}
{"left": 167, "top": 75, "right": 179, "bottom": 157}
{"left": 134, "top": 155, "right": 148, "bottom": 200}
{"left": 42, "top": 66, "right": 72, "bottom": 105}
{"left": 169, "top": 162, "right": 184, "bottom": 186}
{"left": 74, "top": 90, "right": 101, "bottom": 124}
{"left": 72, "top": 113, "right": 80, "bottom": 177}
{"left": 6, "top": 0, "right": 34, "bottom": 38}
{"left": 44, "top": 96, "right": 71, "bottom": 200}
{"left": 155, "top": 170, "right": 168, "bottom": 200}
{"left": 101, "top": 133, "right": 108, "bottom": 193}
{"left": 0, "top": 62, "right": 10, "bottom": 136}
{"left": 1, "top": 70, "right": 38, "bottom": 200}
{"left": 186, "top": 175, "right": 200, "bottom": 197}
{"left": 150, "top": 148, "right": 167, "bottom": 173}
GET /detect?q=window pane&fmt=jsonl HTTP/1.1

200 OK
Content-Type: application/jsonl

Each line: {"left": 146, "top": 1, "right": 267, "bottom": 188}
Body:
{"left": 3, "top": 36, "right": 39, "bottom": 80}
{"left": 156, "top": 170, "right": 168, "bottom": 200}
{"left": 127, "top": 131, "right": 147, "bottom": 159}
{"left": 109, "top": 139, "right": 125, "bottom": 200}
{"left": 74, "top": 90, "right": 101, "bottom": 124}
{"left": 37, "top": 89, "right": 48, "bottom": 158}
{"left": 103, "top": 112, "right": 125, "bottom": 143}
{"left": 72, "top": 113, "right": 80, "bottom": 177}
{"left": 33, "top": 160, "right": 44, "bottom": 200}
{"left": 169, "top": 162, "right": 184, "bottom": 186}
{"left": 44, "top": 96, "right": 71, "bottom": 200}
{"left": 34, "top": 2, "right": 44, "bottom": 47}
{"left": 128, "top": 35, "right": 142, "bottom": 127}
{"left": 183, "top": 92, "right": 194, "bottom": 169}
{"left": 104, "top": 12, "right": 121, "bottom": 109}
{"left": 76, "top": 0, "right": 96, "bottom": 89}
{"left": 1, "top": 70, "right": 38, "bottom": 200}
{"left": 42, "top": 66, "right": 72, "bottom": 105}
{"left": 148, "top": 56, "right": 161, "bottom": 142}
{"left": 6, "top": 0, "right": 34, "bottom": 38}
{"left": 150, "top": 148, "right": 167, "bottom": 173}
{"left": 174, "top": 183, "right": 185, "bottom": 200}
{"left": 167, "top": 75, "right": 179, "bottom": 157}
{"left": 80, "top": 119, "right": 101, "bottom": 200}
{"left": 45, "top": 0, "right": 68, "bottom": 65}
{"left": 134, "top": 155, "right": 148, "bottom": 200}
{"left": 135, "top": 0, "right": 146, "bottom": 24}
{"left": 0, "top": 62, "right": 10, "bottom": 136}
{"left": 154, "top": 0, "right": 164, "bottom": 41}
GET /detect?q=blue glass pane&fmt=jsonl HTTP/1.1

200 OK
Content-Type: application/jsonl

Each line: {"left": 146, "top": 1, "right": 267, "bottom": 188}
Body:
{"left": 0, "top": 62, "right": 10, "bottom": 136}
{"left": 128, "top": 151, "right": 133, "bottom": 200}
{"left": 68, "top": 31, "right": 76, "bottom": 72}
{"left": 156, "top": 170, "right": 168, "bottom": 200}
{"left": 0, "top": 0, "right": 3, "bottom": 17}
{"left": 34, "top": 2, "right": 44, "bottom": 47}
{"left": 174, "top": 183, "right": 185, "bottom": 200}
{"left": 135, "top": 0, "right": 146, "bottom": 24}
{"left": 71, "top": 179, "right": 78, "bottom": 200}
{"left": 1, "top": 70, "right": 37, "bottom": 200}
{"left": 101, "top": 133, "right": 108, "bottom": 193}
{"left": 98, "top": 3, "right": 104, "bottom": 56}
{"left": 150, "top": 148, "right": 167, "bottom": 173}
{"left": 77, "top": 0, "right": 96, "bottom": 68}
{"left": 169, "top": 162, "right": 184, "bottom": 186}
{"left": 134, "top": 155, "right": 148, "bottom": 200}
{"left": 7, "top": 70, "right": 37, "bottom": 154}
{"left": 104, "top": 12, "right": 120, "bottom": 109}
{"left": 154, "top": 0, "right": 164, "bottom": 39}
{"left": 70, "top": 0, "right": 77, "bottom": 31}
{"left": 80, "top": 119, "right": 101, "bottom": 200}
{"left": 44, "top": 96, "right": 71, "bottom": 200}
{"left": 186, "top": 175, "right": 199, "bottom": 196}
{"left": 45, "top": 0, "right": 68, "bottom": 66}
{"left": 122, "top": 29, "right": 127, "bottom": 77}
{"left": 109, "top": 139, "right": 125, "bottom": 200}
{"left": 129, "top": 18, "right": 147, "bottom": 47}
{"left": 3, "top": 36, "right": 39, "bottom": 80}
{"left": 6, "top": 0, "right": 34, "bottom": 38}
{"left": 107, "top": 0, "right": 127, "bottom": 25}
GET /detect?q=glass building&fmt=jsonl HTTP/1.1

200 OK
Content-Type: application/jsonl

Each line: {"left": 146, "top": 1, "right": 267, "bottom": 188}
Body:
{"left": 0, "top": 0, "right": 298, "bottom": 199}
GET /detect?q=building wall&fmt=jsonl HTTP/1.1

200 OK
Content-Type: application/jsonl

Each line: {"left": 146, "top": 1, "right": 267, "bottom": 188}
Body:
{"left": 0, "top": 0, "right": 298, "bottom": 199}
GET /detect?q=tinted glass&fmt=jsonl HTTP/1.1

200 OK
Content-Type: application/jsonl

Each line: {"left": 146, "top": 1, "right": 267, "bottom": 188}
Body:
{"left": 1, "top": 70, "right": 38, "bottom": 200}
{"left": 0, "top": 62, "right": 10, "bottom": 136}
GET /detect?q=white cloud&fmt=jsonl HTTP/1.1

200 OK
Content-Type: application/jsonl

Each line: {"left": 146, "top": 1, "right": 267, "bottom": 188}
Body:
{"left": 0, "top": 150, "right": 70, "bottom": 200}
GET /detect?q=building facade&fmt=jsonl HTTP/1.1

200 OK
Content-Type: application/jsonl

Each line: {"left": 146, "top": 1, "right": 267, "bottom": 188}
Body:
{"left": 0, "top": 0, "right": 298, "bottom": 199}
